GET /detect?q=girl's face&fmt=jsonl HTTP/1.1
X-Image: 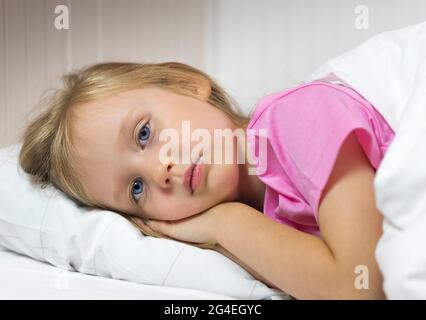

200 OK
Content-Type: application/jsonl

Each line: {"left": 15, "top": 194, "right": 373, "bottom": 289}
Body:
{"left": 70, "top": 87, "right": 243, "bottom": 221}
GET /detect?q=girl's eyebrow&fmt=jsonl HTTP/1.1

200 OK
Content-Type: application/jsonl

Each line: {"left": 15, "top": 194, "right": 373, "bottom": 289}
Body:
{"left": 118, "top": 107, "right": 141, "bottom": 149}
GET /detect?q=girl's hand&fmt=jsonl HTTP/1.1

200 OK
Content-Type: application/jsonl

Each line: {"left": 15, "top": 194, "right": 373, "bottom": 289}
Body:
{"left": 132, "top": 202, "right": 237, "bottom": 246}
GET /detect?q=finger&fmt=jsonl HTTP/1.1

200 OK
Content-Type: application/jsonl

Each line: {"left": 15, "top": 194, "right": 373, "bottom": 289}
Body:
{"left": 131, "top": 217, "right": 147, "bottom": 228}
{"left": 146, "top": 220, "right": 161, "bottom": 231}
{"left": 147, "top": 220, "right": 174, "bottom": 235}
{"left": 131, "top": 218, "right": 157, "bottom": 234}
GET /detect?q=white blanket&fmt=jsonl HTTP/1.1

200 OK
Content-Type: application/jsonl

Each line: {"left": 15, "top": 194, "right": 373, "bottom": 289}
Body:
{"left": 305, "top": 21, "right": 426, "bottom": 299}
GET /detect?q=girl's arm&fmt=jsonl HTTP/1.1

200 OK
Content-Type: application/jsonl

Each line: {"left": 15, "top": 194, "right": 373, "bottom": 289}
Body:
{"left": 214, "top": 133, "right": 386, "bottom": 299}
{"left": 215, "top": 245, "right": 279, "bottom": 290}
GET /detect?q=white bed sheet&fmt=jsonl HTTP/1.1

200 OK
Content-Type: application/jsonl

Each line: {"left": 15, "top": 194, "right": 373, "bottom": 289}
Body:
{"left": 0, "top": 250, "right": 236, "bottom": 300}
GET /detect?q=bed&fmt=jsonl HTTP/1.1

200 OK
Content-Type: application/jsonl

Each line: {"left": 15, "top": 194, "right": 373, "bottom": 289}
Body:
{"left": 0, "top": 249, "right": 237, "bottom": 300}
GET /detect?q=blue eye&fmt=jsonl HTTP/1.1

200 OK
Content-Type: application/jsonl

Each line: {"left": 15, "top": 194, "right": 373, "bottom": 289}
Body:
{"left": 131, "top": 122, "right": 150, "bottom": 203}
{"left": 131, "top": 179, "right": 144, "bottom": 202}
{"left": 138, "top": 123, "right": 151, "bottom": 148}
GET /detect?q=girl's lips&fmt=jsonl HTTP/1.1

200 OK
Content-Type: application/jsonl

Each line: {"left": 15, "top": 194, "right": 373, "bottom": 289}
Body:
{"left": 183, "top": 156, "right": 204, "bottom": 194}
{"left": 183, "top": 163, "right": 195, "bottom": 194}
{"left": 190, "top": 158, "right": 204, "bottom": 194}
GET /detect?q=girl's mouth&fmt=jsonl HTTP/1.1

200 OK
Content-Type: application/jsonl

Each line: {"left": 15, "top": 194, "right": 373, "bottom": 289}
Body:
{"left": 183, "top": 155, "right": 204, "bottom": 195}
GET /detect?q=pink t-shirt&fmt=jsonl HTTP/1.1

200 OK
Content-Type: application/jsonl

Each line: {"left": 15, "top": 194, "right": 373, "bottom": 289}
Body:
{"left": 246, "top": 81, "right": 395, "bottom": 237}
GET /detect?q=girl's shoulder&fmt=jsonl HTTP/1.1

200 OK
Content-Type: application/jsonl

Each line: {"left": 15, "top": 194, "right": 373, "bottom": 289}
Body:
{"left": 247, "top": 81, "right": 366, "bottom": 130}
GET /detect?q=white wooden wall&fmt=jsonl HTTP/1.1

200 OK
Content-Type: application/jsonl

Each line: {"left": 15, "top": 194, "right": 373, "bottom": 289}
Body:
{"left": 207, "top": 0, "right": 426, "bottom": 116}
{"left": 0, "top": 0, "right": 206, "bottom": 148}
{"left": 1, "top": 0, "right": 425, "bottom": 148}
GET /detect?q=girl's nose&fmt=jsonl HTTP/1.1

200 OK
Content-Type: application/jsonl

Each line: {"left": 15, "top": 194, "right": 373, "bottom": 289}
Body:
{"left": 154, "top": 161, "right": 173, "bottom": 189}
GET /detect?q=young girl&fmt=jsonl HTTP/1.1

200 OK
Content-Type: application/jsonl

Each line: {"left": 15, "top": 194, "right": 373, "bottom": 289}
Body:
{"left": 19, "top": 62, "right": 394, "bottom": 299}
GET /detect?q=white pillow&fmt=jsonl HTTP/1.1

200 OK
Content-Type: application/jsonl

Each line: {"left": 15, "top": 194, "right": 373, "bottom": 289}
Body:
{"left": 0, "top": 144, "right": 290, "bottom": 300}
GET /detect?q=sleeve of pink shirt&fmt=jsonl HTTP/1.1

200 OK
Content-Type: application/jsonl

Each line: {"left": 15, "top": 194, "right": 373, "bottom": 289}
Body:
{"left": 256, "top": 83, "right": 388, "bottom": 223}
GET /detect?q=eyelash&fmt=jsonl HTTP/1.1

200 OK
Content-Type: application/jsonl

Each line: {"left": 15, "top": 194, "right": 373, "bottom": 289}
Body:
{"left": 130, "top": 121, "right": 151, "bottom": 203}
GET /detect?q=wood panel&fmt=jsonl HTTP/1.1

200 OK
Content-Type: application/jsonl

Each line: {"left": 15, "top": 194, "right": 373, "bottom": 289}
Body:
{"left": 0, "top": 0, "right": 206, "bottom": 148}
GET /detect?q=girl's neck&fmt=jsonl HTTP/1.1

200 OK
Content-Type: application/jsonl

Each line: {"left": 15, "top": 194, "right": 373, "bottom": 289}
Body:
{"left": 235, "top": 131, "right": 266, "bottom": 212}
{"left": 236, "top": 161, "right": 266, "bottom": 212}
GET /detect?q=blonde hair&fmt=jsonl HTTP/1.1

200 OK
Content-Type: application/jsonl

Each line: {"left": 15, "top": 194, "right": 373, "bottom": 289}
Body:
{"left": 19, "top": 61, "right": 250, "bottom": 250}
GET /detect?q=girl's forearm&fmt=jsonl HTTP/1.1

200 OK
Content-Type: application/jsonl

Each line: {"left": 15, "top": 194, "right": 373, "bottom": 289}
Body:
{"left": 214, "top": 203, "right": 359, "bottom": 299}
{"left": 215, "top": 245, "right": 279, "bottom": 290}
